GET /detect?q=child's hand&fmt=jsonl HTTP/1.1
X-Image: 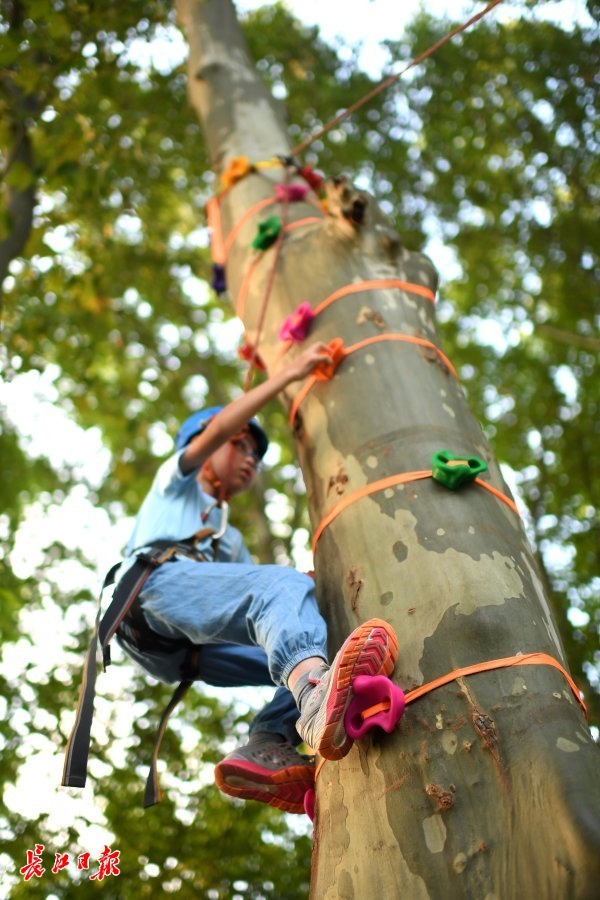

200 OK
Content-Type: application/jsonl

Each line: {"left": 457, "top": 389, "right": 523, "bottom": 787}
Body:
{"left": 284, "top": 342, "right": 332, "bottom": 382}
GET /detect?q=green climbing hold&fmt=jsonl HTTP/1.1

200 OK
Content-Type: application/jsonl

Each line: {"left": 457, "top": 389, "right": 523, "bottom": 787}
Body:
{"left": 431, "top": 450, "right": 488, "bottom": 490}
{"left": 252, "top": 215, "right": 282, "bottom": 250}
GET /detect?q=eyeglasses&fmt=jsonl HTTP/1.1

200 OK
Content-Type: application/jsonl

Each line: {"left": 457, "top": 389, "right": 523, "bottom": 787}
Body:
{"left": 230, "top": 436, "right": 262, "bottom": 469}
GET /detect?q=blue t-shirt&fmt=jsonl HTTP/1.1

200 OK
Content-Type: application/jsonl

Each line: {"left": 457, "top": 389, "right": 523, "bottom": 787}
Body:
{"left": 124, "top": 449, "right": 252, "bottom": 564}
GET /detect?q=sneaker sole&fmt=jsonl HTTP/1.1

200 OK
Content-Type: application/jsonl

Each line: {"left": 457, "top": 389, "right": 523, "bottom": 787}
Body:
{"left": 318, "top": 617, "right": 398, "bottom": 760}
{"left": 214, "top": 759, "right": 315, "bottom": 815}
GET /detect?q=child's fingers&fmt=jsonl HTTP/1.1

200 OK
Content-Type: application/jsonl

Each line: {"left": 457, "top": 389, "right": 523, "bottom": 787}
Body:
{"left": 309, "top": 341, "right": 330, "bottom": 354}
{"left": 305, "top": 342, "right": 331, "bottom": 361}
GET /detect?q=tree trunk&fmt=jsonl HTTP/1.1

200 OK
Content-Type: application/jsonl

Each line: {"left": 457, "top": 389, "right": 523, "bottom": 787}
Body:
{"left": 0, "top": 120, "right": 36, "bottom": 303}
{"left": 175, "top": 2, "right": 600, "bottom": 897}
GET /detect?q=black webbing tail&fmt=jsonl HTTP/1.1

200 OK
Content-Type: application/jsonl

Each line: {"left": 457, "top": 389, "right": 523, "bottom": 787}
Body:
{"left": 144, "top": 679, "right": 193, "bottom": 807}
{"left": 62, "top": 530, "right": 215, "bottom": 796}
{"left": 62, "top": 552, "right": 166, "bottom": 789}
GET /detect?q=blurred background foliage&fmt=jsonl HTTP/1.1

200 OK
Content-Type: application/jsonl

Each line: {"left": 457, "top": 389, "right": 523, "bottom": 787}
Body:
{"left": 0, "top": 0, "right": 597, "bottom": 894}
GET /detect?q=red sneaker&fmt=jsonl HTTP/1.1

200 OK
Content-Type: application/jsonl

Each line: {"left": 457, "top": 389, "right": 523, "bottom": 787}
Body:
{"left": 214, "top": 733, "right": 315, "bottom": 815}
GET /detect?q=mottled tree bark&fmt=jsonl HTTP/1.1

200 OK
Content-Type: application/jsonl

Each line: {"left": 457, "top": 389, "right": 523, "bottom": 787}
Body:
{"left": 176, "top": 1, "right": 600, "bottom": 896}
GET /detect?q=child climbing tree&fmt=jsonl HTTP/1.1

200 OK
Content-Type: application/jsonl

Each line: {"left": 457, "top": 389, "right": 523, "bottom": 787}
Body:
{"left": 174, "top": 0, "right": 600, "bottom": 897}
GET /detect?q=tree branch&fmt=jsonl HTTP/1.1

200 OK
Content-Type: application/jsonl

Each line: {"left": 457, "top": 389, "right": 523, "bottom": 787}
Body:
{"left": 537, "top": 323, "right": 600, "bottom": 352}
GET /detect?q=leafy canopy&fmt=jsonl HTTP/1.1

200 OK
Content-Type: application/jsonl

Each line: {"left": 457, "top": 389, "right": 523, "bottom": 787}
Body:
{"left": 0, "top": 0, "right": 597, "bottom": 893}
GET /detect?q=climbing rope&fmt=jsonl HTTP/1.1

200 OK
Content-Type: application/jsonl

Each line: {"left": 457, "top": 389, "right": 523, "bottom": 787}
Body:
{"left": 291, "top": 0, "right": 506, "bottom": 156}
{"left": 241, "top": 165, "right": 293, "bottom": 392}
{"left": 201, "top": 0, "right": 511, "bottom": 515}
{"left": 206, "top": 0, "right": 508, "bottom": 370}
{"left": 236, "top": 215, "right": 323, "bottom": 322}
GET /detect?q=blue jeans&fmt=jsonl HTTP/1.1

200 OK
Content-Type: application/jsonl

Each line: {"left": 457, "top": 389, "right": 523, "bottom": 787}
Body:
{"left": 118, "top": 558, "right": 328, "bottom": 746}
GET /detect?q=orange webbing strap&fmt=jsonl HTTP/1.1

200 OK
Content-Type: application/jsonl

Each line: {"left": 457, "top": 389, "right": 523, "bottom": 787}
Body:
{"left": 314, "top": 278, "right": 436, "bottom": 316}
{"left": 273, "top": 278, "right": 438, "bottom": 367}
{"left": 208, "top": 154, "right": 319, "bottom": 265}
{"left": 403, "top": 652, "right": 586, "bottom": 716}
{"left": 311, "top": 470, "right": 519, "bottom": 554}
{"left": 312, "top": 471, "right": 430, "bottom": 552}
{"left": 289, "top": 334, "right": 457, "bottom": 425}
{"left": 218, "top": 155, "right": 281, "bottom": 193}
{"left": 206, "top": 197, "right": 226, "bottom": 265}
{"left": 214, "top": 194, "right": 324, "bottom": 267}
{"left": 473, "top": 478, "right": 518, "bottom": 512}
{"left": 284, "top": 215, "right": 323, "bottom": 234}
{"left": 236, "top": 216, "right": 324, "bottom": 320}
{"left": 455, "top": 478, "right": 518, "bottom": 515}
{"left": 313, "top": 651, "right": 586, "bottom": 782}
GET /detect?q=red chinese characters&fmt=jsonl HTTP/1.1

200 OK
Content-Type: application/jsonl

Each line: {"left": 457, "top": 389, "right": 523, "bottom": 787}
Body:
{"left": 52, "top": 853, "right": 70, "bottom": 874}
{"left": 20, "top": 844, "right": 121, "bottom": 881}
{"left": 89, "top": 845, "right": 121, "bottom": 881}
{"left": 19, "top": 844, "right": 45, "bottom": 881}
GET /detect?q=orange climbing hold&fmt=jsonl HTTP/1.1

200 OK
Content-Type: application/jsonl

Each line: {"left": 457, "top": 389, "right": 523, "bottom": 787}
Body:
{"left": 221, "top": 155, "right": 252, "bottom": 190}
{"left": 288, "top": 333, "right": 456, "bottom": 426}
{"left": 313, "top": 338, "right": 346, "bottom": 381}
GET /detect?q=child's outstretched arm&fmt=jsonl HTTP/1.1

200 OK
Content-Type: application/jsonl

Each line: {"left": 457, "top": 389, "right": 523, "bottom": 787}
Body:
{"left": 180, "top": 342, "right": 331, "bottom": 473}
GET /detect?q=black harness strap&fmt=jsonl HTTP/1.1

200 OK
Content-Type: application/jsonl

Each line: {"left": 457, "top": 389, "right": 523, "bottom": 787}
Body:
{"left": 144, "top": 678, "right": 194, "bottom": 807}
{"left": 98, "top": 546, "right": 174, "bottom": 667}
{"left": 62, "top": 528, "right": 216, "bottom": 802}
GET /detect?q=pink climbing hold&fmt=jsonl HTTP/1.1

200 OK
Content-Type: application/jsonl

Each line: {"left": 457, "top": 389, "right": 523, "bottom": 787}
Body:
{"left": 304, "top": 788, "right": 315, "bottom": 821}
{"left": 275, "top": 183, "right": 311, "bottom": 202}
{"left": 278, "top": 301, "right": 315, "bottom": 342}
{"left": 344, "top": 674, "right": 405, "bottom": 740}
{"left": 304, "top": 788, "right": 316, "bottom": 822}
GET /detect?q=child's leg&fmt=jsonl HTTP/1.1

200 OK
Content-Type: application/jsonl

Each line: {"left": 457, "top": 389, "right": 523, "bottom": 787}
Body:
{"left": 198, "top": 645, "right": 300, "bottom": 746}
{"left": 196, "top": 642, "right": 275, "bottom": 685}
{"left": 118, "top": 636, "right": 303, "bottom": 745}
{"left": 196, "top": 644, "right": 314, "bottom": 815}
{"left": 138, "top": 558, "right": 327, "bottom": 686}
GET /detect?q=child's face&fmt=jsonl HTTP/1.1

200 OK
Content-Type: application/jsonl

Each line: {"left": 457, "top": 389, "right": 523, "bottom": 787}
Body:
{"left": 209, "top": 434, "right": 261, "bottom": 495}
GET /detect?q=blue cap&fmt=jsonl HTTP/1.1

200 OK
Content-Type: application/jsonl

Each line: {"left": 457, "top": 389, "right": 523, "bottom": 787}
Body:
{"left": 175, "top": 406, "right": 269, "bottom": 458}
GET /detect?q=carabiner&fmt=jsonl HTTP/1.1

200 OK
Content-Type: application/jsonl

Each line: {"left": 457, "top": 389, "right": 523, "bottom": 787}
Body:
{"left": 212, "top": 501, "right": 230, "bottom": 540}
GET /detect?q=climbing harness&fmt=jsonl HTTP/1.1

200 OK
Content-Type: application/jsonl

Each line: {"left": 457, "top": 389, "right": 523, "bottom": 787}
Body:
{"left": 62, "top": 525, "right": 223, "bottom": 808}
